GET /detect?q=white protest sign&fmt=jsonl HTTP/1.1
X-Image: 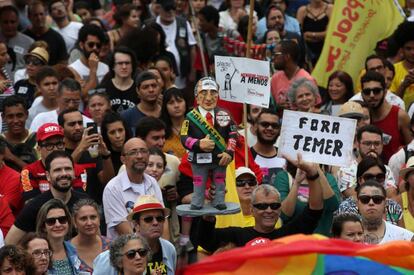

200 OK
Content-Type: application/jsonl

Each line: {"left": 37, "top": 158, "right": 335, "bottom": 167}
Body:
{"left": 277, "top": 110, "right": 356, "bottom": 167}
{"left": 214, "top": 56, "right": 270, "bottom": 108}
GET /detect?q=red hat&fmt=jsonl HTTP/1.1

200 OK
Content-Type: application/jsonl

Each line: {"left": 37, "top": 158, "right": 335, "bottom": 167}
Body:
{"left": 37, "top": 123, "right": 64, "bottom": 142}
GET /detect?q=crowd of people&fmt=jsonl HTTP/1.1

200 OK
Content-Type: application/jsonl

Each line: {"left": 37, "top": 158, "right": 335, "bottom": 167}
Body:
{"left": 0, "top": 0, "right": 413, "bottom": 274}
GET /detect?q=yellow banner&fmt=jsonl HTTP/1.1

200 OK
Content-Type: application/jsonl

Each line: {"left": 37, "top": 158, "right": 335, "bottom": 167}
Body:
{"left": 312, "top": 0, "right": 405, "bottom": 88}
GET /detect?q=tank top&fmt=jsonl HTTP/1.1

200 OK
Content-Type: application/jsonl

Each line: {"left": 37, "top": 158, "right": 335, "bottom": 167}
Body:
{"left": 302, "top": 4, "right": 329, "bottom": 64}
{"left": 373, "top": 105, "right": 402, "bottom": 163}
{"left": 402, "top": 192, "right": 414, "bottom": 232}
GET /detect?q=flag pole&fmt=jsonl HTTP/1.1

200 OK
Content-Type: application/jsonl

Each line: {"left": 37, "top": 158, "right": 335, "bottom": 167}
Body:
{"left": 243, "top": 0, "right": 255, "bottom": 167}
{"left": 188, "top": 0, "right": 208, "bottom": 77}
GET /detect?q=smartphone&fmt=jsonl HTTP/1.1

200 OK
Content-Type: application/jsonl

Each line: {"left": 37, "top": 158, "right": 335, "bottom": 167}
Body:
{"left": 86, "top": 122, "right": 98, "bottom": 135}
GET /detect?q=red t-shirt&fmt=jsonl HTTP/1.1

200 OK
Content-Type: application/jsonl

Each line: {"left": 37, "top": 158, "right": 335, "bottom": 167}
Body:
{"left": 0, "top": 164, "right": 23, "bottom": 216}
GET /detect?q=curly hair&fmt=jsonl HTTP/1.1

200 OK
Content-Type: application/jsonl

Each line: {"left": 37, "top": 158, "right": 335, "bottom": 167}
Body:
{"left": 109, "top": 234, "right": 150, "bottom": 272}
{"left": 0, "top": 245, "right": 36, "bottom": 275}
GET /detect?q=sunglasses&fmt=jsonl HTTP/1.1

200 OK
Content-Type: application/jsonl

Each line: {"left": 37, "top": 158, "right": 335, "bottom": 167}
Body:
{"left": 362, "top": 87, "right": 383, "bottom": 96}
{"left": 124, "top": 248, "right": 149, "bottom": 259}
{"left": 25, "top": 57, "right": 44, "bottom": 66}
{"left": 88, "top": 88, "right": 106, "bottom": 96}
{"left": 236, "top": 179, "right": 257, "bottom": 187}
{"left": 142, "top": 215, "right": 166, "bottom": 223}
{"left": 362, "top": 173, "right": 386, "bottom": 183}
{"left": 45, "top": 216, "right": 68, "bottom": 226}
{"left": 86, "top": 42, "right": 102, "bottom": 49}
{"left": 253, "top": 202, "right": 281, "bottom": 210}
{"left": 358, "top": 195, "right": 385, "bottom": 204}
{"left": 258, "top": 121, "right": 280, "bottom": 129}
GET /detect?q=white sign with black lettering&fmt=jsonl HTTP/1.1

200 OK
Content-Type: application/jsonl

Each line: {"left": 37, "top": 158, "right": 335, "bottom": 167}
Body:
{"left": 214, "top": 56, "right": 270, "bottom": 107}
{"left": 277, "top": 110, "right": 356, "bottom": 167}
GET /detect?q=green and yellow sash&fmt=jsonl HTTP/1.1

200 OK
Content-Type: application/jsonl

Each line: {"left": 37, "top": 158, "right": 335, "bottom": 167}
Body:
{"left": 186, "top": 109, "right": 226, "bottom": 152}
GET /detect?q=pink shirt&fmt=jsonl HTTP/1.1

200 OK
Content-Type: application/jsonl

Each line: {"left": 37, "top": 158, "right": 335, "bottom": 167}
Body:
{"left": 271, "top": 69, "right": 320, "bottom": 106}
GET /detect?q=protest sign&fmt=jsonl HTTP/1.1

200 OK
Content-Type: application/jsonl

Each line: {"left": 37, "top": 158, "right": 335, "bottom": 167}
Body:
{"left": 215, "top": 56, "right": 270, "bottom": 108}
{"left": 312, "top": 0, "right": 404, "bottom": 88}
{"left": 277, "top": 110, "right": 356, "bottom": 167}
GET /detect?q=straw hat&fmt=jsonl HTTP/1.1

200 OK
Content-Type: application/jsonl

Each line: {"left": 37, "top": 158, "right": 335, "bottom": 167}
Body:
{"left": 338, "top": 101, "right": 364, "bottom": 118}
{"left": 400, "top": 156, "right": 414, "bottom": 180}
{"left": 24, "top": 47, "right": 49, "bottom": 64}
{"left": 127, "top": 195, "right": 170, "bottom": 221}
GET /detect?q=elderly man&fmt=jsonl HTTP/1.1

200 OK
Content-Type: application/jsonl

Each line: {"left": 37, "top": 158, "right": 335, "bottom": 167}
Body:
{"left": 197, "top": 155, "right": 324, "bottom": 252}
{"left": 93, "top": 195, "right": 176, "bottom": 275}
{"left": 103, "top": 138, "right": 163, "bottom": 239}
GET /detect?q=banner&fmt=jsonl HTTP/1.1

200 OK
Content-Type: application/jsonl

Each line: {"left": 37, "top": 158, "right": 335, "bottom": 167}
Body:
{"left": 278, "top": 110, "right": 356, "bottom": 167}
{"left": 312, "top": 0, "right": 405, "bottom": 88}
{"left": 214, "top": 56, "right": 270, "bottom": 108}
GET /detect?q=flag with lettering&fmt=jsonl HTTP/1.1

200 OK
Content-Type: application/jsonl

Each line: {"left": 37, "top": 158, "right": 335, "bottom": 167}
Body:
{"left": 312, "top": 0, "right": 405, "bottom": 88}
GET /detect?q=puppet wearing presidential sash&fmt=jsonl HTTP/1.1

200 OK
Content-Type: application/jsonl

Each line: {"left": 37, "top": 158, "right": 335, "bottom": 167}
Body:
{"left": 181, "top": 77, "right": 237, "bottom": 210}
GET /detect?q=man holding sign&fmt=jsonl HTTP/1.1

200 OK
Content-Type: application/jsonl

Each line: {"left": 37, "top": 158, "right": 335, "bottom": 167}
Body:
{"left": 180, "top": 77, "right": 237, "bottom": 211}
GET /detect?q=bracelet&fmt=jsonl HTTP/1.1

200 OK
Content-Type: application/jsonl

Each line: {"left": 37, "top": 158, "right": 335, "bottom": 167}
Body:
{"left": 306, "top": 172, "right": 319, "bottom": 181}
{"left": 102, "top": 152, "right": 111, "bottom": 159}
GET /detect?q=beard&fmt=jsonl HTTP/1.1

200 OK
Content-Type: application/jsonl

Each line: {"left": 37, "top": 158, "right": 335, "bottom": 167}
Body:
{"left": 257, "top": 130, "right": 277, "bottom": 145}
{"left": 83, "top": 48, "right": 99, "bottom": 59}
{"left": 52, "top": 175, "right": 73, "bottom": 192}
{"left": 371, "top": 94, "right": 385, "bottom": 110}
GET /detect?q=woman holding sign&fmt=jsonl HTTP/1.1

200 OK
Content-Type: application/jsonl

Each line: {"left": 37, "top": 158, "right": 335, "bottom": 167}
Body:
{"left": 287, "top": 78, "right": 321, "bottom": 113}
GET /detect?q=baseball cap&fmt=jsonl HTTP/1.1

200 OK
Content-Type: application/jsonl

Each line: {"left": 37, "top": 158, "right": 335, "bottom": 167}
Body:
{"left": 235, "top": 167, "right": 257, "bottom": 180}
{"left": 338, "top": 101, "right": 364, "bottom": 119}
{"left": 37, "top": 123, "right": 64, "bottom": 142}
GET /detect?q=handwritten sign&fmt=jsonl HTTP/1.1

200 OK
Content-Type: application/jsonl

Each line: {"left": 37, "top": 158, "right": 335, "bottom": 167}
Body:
{"left": 277, "top": 110, "right": 356, "bottom": 167}
{"left": 215, "top": 56, "right": 270, "bottom": 108}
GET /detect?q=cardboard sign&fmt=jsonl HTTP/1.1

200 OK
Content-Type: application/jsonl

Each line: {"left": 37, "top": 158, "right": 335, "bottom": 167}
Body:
{"left": 277, "top": 110, "right": 356, "bottom": 167}
{"left": 214, "top": 56, "right": 270, "bottom": 108}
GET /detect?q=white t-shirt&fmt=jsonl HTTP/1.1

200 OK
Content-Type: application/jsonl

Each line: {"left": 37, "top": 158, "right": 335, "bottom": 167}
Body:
{"left": 69, "top": 59, "right": 109, "bottom": 84}
{"left": 29, "top": 109, "right": 93, "bottom": 132}
{"left": 53, "top": 21, "right": 83, "bottom": 53}
{"left": 379, "top": 221, "right": 414, "bottom": 244}
{"left": 26, "top": 102, "right": 55, "bottom": 128}
{"left": 156, "top": 17, "right": 196, "bottom": 89}
{"left": 13, "top": 68, "right": 27, "bottom": 84}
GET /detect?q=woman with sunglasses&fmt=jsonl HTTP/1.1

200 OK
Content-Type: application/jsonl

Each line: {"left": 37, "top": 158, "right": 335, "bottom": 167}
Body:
{"left": 357, "top": 180, "right": 413, "bottom": 244}
{"left": 71, "top": 199, "right": 110, "bottom": 273}
{"left": 101, "top": 111, "right": 131, "bottom": 173}
{"left": 109, "top": 234, "right": 150, "bottom": 275}
{"left": 35, "top": 199, "right": 86, "bottom": 275}
{"left": 320, "top": 71, "right": 354, "bottom": 116}
{"left": 274, "top": 157, "right": 340, "bottom": 236}
{"left": 18, "top": 233, "right": 52, "bottom": 275}
{"left": 336, "top": 156, "right": 403, "bottom": 226}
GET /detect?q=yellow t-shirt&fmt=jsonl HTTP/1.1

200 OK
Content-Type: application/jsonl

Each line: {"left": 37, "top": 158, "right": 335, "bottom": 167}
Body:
{"left": 402, "top": 192, "right": 414, "bottom": 233}
{"left": 390, "top": 61, "right": 414, "bottom": 108}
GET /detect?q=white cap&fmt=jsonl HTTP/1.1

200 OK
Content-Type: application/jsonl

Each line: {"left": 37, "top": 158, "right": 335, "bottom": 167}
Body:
{"left": 235, "top": 167, "right": 256, "bottom": 179}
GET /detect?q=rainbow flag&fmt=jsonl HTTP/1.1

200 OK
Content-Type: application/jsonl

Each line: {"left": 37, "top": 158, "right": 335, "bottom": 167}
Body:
{"left": 184, "top": 235, "right": 414, "bottom": 274}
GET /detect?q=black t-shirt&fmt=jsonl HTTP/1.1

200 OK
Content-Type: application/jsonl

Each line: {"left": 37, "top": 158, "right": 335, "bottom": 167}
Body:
{"left": 146, "top": 241, "right": 167, "bottom": 275}
{"left": 74, "top": 0, "right": 101, "bottom": 10}
{"left": 65, "top": 149, "right": 104, "bottom": 204}
{"left": 14, "top": 79, "right": 36, "bottom": 108}
{"left": 14, "top": 190, "right": 89, "bottom": 232}
{"left": 99, "top": 79, "right": 138, "bottom": 114}
{"left": 23, "top": 28, "right": 68, "bottom": 65}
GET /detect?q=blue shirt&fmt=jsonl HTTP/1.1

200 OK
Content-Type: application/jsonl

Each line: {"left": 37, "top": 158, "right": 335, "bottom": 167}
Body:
{"left": 256, "top": 15, "right": 301, "bottom": 42}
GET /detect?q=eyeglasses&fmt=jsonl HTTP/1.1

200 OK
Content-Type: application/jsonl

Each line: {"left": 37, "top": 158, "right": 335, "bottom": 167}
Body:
{"left": 253, "top": 202, "right": 281, "bottom": 210}
{"left": 124, "top": 148, "right": 149, "bottom": 157}
{"left": 63, "top": 98, "right": 81, "bottom": 105}
{"left": 362, "top": 87, "right": 383, "bottom": 96}
{"left": 235, "top": 179, "right": 257, "bottom": 187}
{"left": 124, "top": 248, "right": 149, "bottom": 259}
{"left": 142, "top": 215, "right": 166, "bottom": 223}
{"left": 32, "top": 249, "right": 53, "bottom": 258}
{"left": 25, "top": 57, "right": 44, "bottom": 66}
{"left": 258, "top": 121, "right": 280, "bottom": 129}
{"left": 361, "top": 141, "right": 382, "bottom": 148}
{"left": 40, "top": 141, "right": 65, "bottom": 151}
{"left": 358, "top": 195, "right": 385, "bottom": 205}
{"left": 88, "top": 88, "right": 107, "bottom": 96}
{"left": 45, "top": 216, "right": 68, "bottom": 226}
{"left": 362, "top": 173, "right": 386, "bottom": 183}
{"left": 86, "top": 42, "right": 101, "bottom": 49}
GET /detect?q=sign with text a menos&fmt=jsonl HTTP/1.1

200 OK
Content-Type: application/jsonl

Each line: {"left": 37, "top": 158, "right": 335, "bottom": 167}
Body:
{"left": 277, "top": 110, "right": 356, "bottom": 167}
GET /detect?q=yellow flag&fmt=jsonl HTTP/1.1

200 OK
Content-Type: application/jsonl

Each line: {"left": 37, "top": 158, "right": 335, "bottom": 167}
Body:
{"left": 312, "top": 0, "right": 405, "bottom": 88}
